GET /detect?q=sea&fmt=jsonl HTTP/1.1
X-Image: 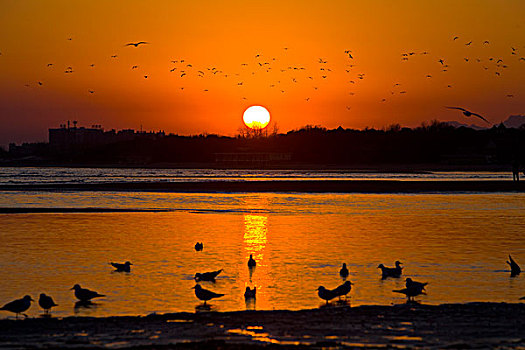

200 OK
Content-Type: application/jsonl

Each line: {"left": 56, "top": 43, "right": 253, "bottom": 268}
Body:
{"left": 0, "top": 167, "right": 523, "bottom": 318}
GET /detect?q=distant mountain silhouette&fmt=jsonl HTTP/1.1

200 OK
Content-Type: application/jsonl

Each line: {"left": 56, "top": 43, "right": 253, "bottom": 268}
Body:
{"left": 444, "top": 121, "right": 488, "bottom": 130}
{"left": 503, "top": 115, "right": 525, "bottom": 129}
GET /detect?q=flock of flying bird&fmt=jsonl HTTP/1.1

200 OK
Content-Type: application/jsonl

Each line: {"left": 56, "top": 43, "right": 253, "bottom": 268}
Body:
{"left": 0, "top": 246, "right": 523, "bottom": 318}
{"left": 2, "top": 35, "right": 522, "bottom": 123}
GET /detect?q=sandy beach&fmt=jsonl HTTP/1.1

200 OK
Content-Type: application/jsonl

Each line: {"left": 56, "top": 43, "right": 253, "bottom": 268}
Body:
{"left": 1, "top": 302, "right": 524, "bottom": 349}
{"left": 1, "top": 180, "right": 524, "bottom": 193}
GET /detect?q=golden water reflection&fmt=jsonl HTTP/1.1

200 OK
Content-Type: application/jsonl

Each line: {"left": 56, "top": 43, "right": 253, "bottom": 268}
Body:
{"left": 242, "top": 214, "right": 272, "bottom": 310}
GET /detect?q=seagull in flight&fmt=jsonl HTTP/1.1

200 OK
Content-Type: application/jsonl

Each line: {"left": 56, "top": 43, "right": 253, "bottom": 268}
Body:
{"left": 445, "top": 107, "right": 489, "bottom": 123}
{"left": 125, "top": 41, "right": 148, "bottom": 47}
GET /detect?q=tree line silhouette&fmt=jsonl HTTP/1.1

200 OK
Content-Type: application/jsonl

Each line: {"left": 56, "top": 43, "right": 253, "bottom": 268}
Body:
{"left": 3, "top": 121, "right": 525, "bottom": 168}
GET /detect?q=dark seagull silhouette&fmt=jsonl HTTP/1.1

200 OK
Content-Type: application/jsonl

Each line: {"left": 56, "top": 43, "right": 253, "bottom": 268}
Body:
{"left": 0, "top": 295, "right": 33, "bottom": 318}
{"left": 110, "top": 261, "right": 132, "bottom": 272}
{"left": 244, "top": 287, "right": 256, "bottom": 300}
{"left": 378, "top": 261, "right": 403, "bottom": 279}
{"left": 507, "top": 255, "right": 521, "bottom": 277}
{"left": 393, "top": 285, "right": 426, "bottom": 302}
{"left": 125, "top": 41, "right": 148, "bottom": 47}
{"left": 195, "top": 269, "right": 222, "bottom": 282}
{"left": 339, "top": 263, "right": 349, "bottom": 278}
{"left": 192, "top": 284, "right": 224, "bottom": 305}
{"left": 445, "top": 106, "right": 490, "bottom": 124}
{"left": 38, "top": 293, "right": 58, "bottom": 315}
{"left": 71, "top": 284, "right": 105, "bottom": 302}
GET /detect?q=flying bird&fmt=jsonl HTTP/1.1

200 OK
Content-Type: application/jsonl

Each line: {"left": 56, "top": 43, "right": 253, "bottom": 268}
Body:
{"left": 445, "top": 106, "right": 490, "bottom": 124}
{"left": 195, "top": 242, "right": 203, "bottom": 251}
{"left": 126, "top": 41, "right": 148, "bottom": 47}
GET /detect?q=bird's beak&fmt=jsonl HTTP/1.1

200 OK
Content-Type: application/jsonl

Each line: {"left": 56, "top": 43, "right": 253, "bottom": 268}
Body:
{"left": 191, "top": 286, "right": 196, "bottom": 289}
{"left": 70, "top": 287, "right": 75, "bottom": 290}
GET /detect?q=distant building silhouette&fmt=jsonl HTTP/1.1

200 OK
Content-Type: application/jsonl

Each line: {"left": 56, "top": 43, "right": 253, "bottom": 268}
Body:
{"left": 49, "top": 121, "right": 165, "bottom": 154}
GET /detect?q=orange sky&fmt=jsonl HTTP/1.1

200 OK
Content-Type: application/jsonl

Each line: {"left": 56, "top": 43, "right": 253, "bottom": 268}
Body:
{"left": 0, "top": 0, "right": 524, "bottom": 145}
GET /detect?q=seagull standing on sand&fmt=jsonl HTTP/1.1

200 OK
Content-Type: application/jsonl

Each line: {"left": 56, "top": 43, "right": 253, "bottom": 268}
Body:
{"left": 333, "top": 281, "right": 353, "bottom": 300}
{"left": 378, "top": 261, "right": 403, "bottom": 278}
{"left": 38, "top": 293, "right": 58, "bottom": 314}
{"left": 0, "top": 295, "right": 33, "bottom": 318}
{"left": 195, "top": 242, "right": 203, "bottom": 251}
{"left": 71, "top": 284, "right": 105, "bottom": 302}
{"left": 507, "top": 255, "right": 521, "bottom": 277}
{"left": 393, "top": 284, "right": 426, "bottom": 301}
{"left": 339, "top": 263, "right": 349, "bottom": 278}
{"left": 445, "top": 106, "right": 490, "bottom": 124}
{"left": 192, "top": 284, "right": 224, "bottom": 305}
{"left": 244, "top": 287, "right": 256, "bottom": 300}
{"left": 317, "top": 286, "right": 336, "bottom": 304}
{"left": 110, "top": 261, "right": 132, "bottom": 272}
{"left": 194, "top": 269, "right": 223, "bottom": 282}
{"left": 248, "top": 254, "right": 256, "bottom": 268}
{"left": 405, "top": 278, "right": 428, "bottom": 292}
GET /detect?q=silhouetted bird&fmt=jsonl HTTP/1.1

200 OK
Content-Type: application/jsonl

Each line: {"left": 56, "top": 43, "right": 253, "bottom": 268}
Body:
{"left": 339, "top": 263, "right": 349, "bottom": 278}
{"left": 244, "top": 287, "right": 256, "bottom": 300}
{"left": 195, "top": 269, "right": 222, "bottom": 282}
{"left": 126, "top": 41, "right": 148, "bottom": 47}
{"left": 195, "top": 242, "right": 203, "bottom": 251}
{"left": 110, "top": 261, "right": 132, "bottom": 272}
{"left": 38, "top": 293, "right": 58, "bottom": 314}
{"left": 192, "top": 284, "right": 224, "bottom": 305}
{"left": 333, "top": 281, "right": 352, "bottom": 300}
{"left": 71, "top": 284, "right": 105, "bottom": 302}
{"left": 248, "top": 254, "right": 256, "bottom": 268}
{"left": 393, "top": 285, "right": 426, "bottom": 301}
{"left": 0, "top": 295, "right": 33, "bottom": 318}
{"left": 445, "top": 106, "right": 490, "bottom": 124}
{"left": 405, "top": 278, "right": 428, "bottom": 292}
{"left": 378, "top": 261, "right": 403, "bottom": 278}
{"left": 317, "top": 286, "right": 336, "bottom": 304}
{"left": 507, "top": 255, "right": 521, "bottom": 277}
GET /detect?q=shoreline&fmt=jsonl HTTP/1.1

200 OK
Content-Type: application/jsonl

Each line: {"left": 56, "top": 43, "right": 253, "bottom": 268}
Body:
{"left": 1, "top": 302, "right": 524, "bottom": 348}
{"left": 0, "top": 179, "right": 524, "bottom": 193}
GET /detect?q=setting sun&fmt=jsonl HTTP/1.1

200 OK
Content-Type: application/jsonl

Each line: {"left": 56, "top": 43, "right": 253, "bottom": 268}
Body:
{"left": 243, "top": 106, "right": 271, "bottom": 130}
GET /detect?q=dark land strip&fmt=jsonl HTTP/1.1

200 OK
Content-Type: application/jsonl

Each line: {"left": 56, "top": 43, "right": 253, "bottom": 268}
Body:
{"left": 1, "top": 302, "right": 524, "bottom": 349}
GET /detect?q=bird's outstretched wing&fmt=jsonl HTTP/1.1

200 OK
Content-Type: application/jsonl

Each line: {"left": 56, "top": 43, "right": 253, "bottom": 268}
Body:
{"left": 445, "top": 106, "right": 467, "bottom": 112}
{"left": 471, "top": 112, "right": 489, "bottom": 123}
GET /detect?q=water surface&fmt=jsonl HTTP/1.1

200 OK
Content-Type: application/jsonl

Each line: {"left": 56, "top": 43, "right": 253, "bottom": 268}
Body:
{"left": 1, "top": 191, "right": 523, "bottom": 318}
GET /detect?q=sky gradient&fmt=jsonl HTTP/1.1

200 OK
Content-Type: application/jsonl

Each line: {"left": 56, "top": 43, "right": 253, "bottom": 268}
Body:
{"left": 0, "top": 0, "right": 524, "bottom": 146}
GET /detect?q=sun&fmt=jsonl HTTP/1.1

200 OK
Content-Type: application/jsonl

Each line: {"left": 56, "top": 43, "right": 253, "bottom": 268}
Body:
{"left": 243, "top": 106, "right": 271, "bottom": 129}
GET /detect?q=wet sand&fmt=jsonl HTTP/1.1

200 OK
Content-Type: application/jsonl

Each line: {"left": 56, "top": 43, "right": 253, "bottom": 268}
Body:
{"left": 1, "top": 302, "right": 524, "bottom": 349}
{"left": 0, "top": 180, "right": 524, "bottom": 193}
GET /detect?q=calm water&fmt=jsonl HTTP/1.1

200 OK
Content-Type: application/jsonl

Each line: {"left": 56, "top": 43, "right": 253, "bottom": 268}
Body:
{"left": 1, "top": 189, "right": 524, "bottom": 318}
